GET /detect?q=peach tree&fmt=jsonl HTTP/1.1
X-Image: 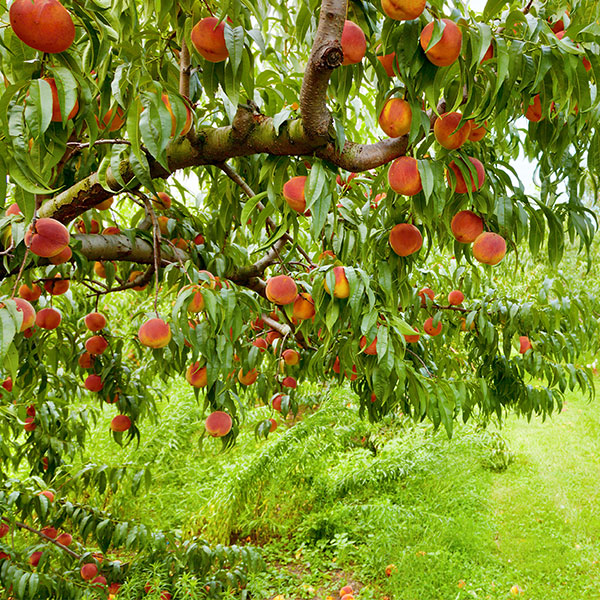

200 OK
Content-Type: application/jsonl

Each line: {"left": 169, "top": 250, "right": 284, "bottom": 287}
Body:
{"left": 0, "top": 0, "right": 599, "bottom": 596}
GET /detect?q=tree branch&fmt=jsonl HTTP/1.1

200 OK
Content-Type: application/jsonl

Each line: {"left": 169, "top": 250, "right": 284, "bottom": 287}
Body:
{"left": 300, "top": 0, "right": 346, "bottom": 138}
{"left": 179, "top": 40, "right": 191, "bottom": 99}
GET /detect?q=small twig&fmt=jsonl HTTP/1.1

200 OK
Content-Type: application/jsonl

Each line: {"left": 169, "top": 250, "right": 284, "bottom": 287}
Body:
{"left": 406, "top": 349, "right": 435, "bottom": 378}
{"left": 1, "top": 517, "right": 81, "bottom": 560}
{"left": 201, "top": 0, "right": 215, "bottom": 17}
{"left": 66, "top": 139, "right": 131, "bottom": 150}
{"left": 523, "top": 0, "right": 534, "bottom": 14}
{"left": 11, "top": 246, "right": 31, "bottom": 298}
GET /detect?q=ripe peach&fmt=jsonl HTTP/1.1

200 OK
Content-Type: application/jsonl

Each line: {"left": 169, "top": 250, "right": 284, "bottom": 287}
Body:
{"left": 293, "top": 292, "right": 315, "bottom": 320}
{"left": 85, "top": 335, "right": 108, "bottom": 355}
{"left": 252, "top": 337, "right": 268, "bottom": 352}
{"left": 39, "top": 490, "right": 55, "bottom": 502}
{"left": 13, "top": 298, "right": 36, "bottom": 331}
{"left": 44, "top": 77, "right": 78, "bottom": 121}
{"left": 424, "top": 317, "right": 442, "bottom": 336}
{"left": 381, "top": 0, "right": 426, "bottom": 20}
{"left": 388, "top": 156, "right": 422, "bottom": 195}
{"left": 93, "top": 261, "right": 106, "bottom": 278}
{"left": 56, "top": 532, "right": 72, "bottom": 546}
{"left": 460, "top": 318, "right": 475, "bottom": 332}
{"left": 524, "top": 95, "right": 542, "bottom": 122}
{"left": 205, "top": 411, "right": 233, "bottom": 437}
{"left": 341, "top": 21, "right": 367, "bottom": 65}
{"left": 447, "top": 157, "right": 485, "bottom": 193}
{"left": 96, "top": 198, "right": 113, "bottom": 210}
{"left": 92, "top": 576, "right": 107, "bottom": 588}
{"left": 96, "top": 105, "right": 125, "bottom": 131}
{"left": 250, "top": 317, "right": 264, "bottom": 331}
{"left": 472, "top": 232, "right": 506, "bottom": 265}
{"left": 84, "top": 312, "right": 106, "bottom": 332}
{"left": 282, "top": 176, "right": 307, "bottom": 213}
{"left": 238, "top": 368, "right": 258, "bottom": 385}
{"left": 78, "top": 352, "right": 94, "bottom": 369}
{"left": 468, "top": 122, "right": 487, "bottom": 141}
{"left": 77, "top": 218, "right": 100, "bottom": 234}
{"left": 128, "top": 270, "right": 147, "bottom": 291}
{"left": 481, "top": 43, "right": 494, "bottom": 63}
{"left": 25, "top": 217, "right": 70, "bottom": 257}
{"left": 379, "top": 98, "right": 412, "bottom": 138}
{"left": 161, "top": 94, "right": 192, "bottom": 136}
{"left": 110, "top": 415, "right": 131, "bottom": 432}
{"left": 359, "top": 336, "right": 377, "bottom": 355}
{"left": 41, "top": 526, "right": 57, "bottom": 539}
{"left": 36, "top": 307, "right": 61, "bottom": 329}
{"left": 138, "top": 318, "right": 171, "bottom": 348}
{"left": 10, "top": 0, "right": 75, "bottom": 54}
{"left": 181, "top": 285, "right": 205, "bottom": 313}
{"left": 377, "top": 52, "right": 398, "bottom": 77}
{"left": 102, "top": 226, "right": 120, "bottom": 235}
{"left": 49, "top": 245, "right": 72, "bottom": 265}
{"left": 44, "top": 274, "right": 69, "bottom": 295}
{"left": 191, "top": 17, "right": 229, "bottom": 63}
{"left": 269, "top": 418, "right": 277, "bottom": 432}
{"left": 282, "top": 349, "right": 300, "bottom": 365}
{"left": 451, "top": 210, "right": 484, "bottom": 243}
{"left": 434, "top": 112, "right": 471, "bottom": 150}
{"left": 6, "top": 203, "right": 21, "bottom": 216}
{"left": 266, "top": 330, "right": 282, "bottom": 345}
{"left": 80, "top": 563, "right": 98, "bottom": 581}
{"left": 29, "top": 551, "right": 43, "bottom": 567}
{"left": 1, "top": 377, "right": 13, "bottom": 392}
{"left": 389, "top": 223, "right": 422, "bottom": 256}
{"left": 84, "top": 374, "right": 103, "bottom": 392}
{"left": 448, "top": 290, "right": 464, "bottom": 305}
{"left": 420, "top": 19, "right": 462, "bottom": 67}
{"left": 340, "top": 586, "right": 353, "bottom": 596}
{"left": 266, "top": 275, "right": 298, "bottom": 305}
{"left": 24, "top": 417, "right": 36, "bottom": 431}
{"left": 418, "top": 287, "right": 435, "bottom": 307}
{"left": 186, "top": 363, "right": 208, "bottom": 387}
{"left": 153, "top": 192, "right": 171, "bottom": 211}
{"left": 324, "top": 266, "right": 350, "bottom": 299}
{"left": 18, "top": 283, "right": 41, "bottom": 302}
{"left": 0, "top": 524, "right": 8, "bottom": 539}
{"left": 282, "top": 376, "right": 297, "bottom": 388}
{"left": 519, "top": 336, "right": 532, "bottom": 354}
{"left": 272, "top": 394, "right": 283, "bottom": 411}
{"left": 27, "top": 405, "right": 36, "bottom": 417}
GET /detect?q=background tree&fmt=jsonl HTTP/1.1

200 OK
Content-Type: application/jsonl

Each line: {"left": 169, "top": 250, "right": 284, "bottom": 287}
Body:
{"left": 0, "top": 0, "right": 599, "bottom": 597}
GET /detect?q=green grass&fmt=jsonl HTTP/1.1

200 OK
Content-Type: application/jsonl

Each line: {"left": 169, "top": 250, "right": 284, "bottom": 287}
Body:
{"left": 78, "top": 381, "right": 600, "bottom": 599}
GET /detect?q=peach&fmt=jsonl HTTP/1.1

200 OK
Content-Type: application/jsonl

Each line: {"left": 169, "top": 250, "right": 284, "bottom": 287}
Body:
{"left": 18, "top": 283, "right": 41, "bottom": 302}
{"left": 404, "top": 328, "right": 420, "bottom": 342}
{"left": 96, "top": 198, "right": 113, "bottom": 210}
{"left": 472, "top": 232, "right": 506, "bottom": 265}
{"left": 36, "top": 307, "right": 61, "bottom": 329}
{"left": 191, "top": 17, "right": 229, "bottom": 63}
{"left": 266, "top": 329, "right": 282, "bottom": 345}
{"left": 6, "top": 203, "right": 21, "bottom": 216}
{"left": 282, "top": 376, "right": 297, "bottom": 388}
{"left": 266, "top": 275, "right": 298, "bottom": 305}
{"left": 388, "top": 157, "right": 422, "bottom": 196}
{"left": 77, "top": 218, "right": 100, "bottom": 234}
{"left": 324, "top": 266, "right": 350, "bottom": 299}
{"left": 252, "top": 337, "right": 268, "bottom": 351}
{"left": 85, "top": 312, "right": 106, "bottom": 332}
{"left": 379, "top": 98, "right": 412, "bottom": 138}
{"left": 49, "top": 245, "right": 72, "bottom": 264}
{"left": 238, "top": 368, "right": 258, "bottom": 385}
{"left": 92, "top": 576, "right": 107, "bottom": 588}
{"left": 377, "top": 52, "right": 398, "bottom": 77}
{"left": 424, "top": 317, "right": 442, "bottom": 336}
{"left": 153, "top": 192, "right": 171, "bottom": 211}
{"left": 161, "top": 94, "right": 192, "bottom": 136}
{"left": 78, "top": 352, "right": 94, "bottom": 369}
{"left": 158, "top": 216, "right": 169, "bottom": 235}
{"left": 434, "top": 112, "right": 471, "bottom": 150}
{"left": 194, "top": 233, "right": 205, "bottom": 245}
{"left": 341, "top": 21, "right": 367, "bottom": 65}
{"left": 250, "top": 317, "right": 264, "bottom": 331}
{"left": 96, "top": 105, "right": 125, "bottom": 131}
{"left": 39, "top": 490, "right": 54, "bottom": 502}
{"left": 447, "top": 157, "right": 486, "bottom": 193}
{"left": 269, "top": 418, "right": 278, "bottom": 433}
{"left": 84, "top": 374, "right": 103, "bottom": 392}
{"left": 56, "top": 532, "right": 72, "bottom": 546}
{"left": 283, "top": 176, "right": 307, "bottom": 213}
{"left": 381, "top": 0, "right": 426, "bottom": 20}
{"left": 26, "top": 405, "right": 36, "bottom": 417}
{"left": 186, "top": 363, "right": 208, "bottom": 387}
{"left": 385, "top": 564, "right": 397, "bottom": 577}
{"left": 25, "top": 217, "right": 70, "bottom": 257}
{"left": 29, "top": 551, "right": 42, "bottom": 567}
{"left": 13, "top": 298, "right": 36, "bottom": 331}
{"left": 418, "top": 287, "right": 435, "bottom": 307}
{"left": 272, "top": 394, "right": 284, "bottom": 411}
{"left": 448, "top": 290, "right": 464, "bottom": 305}
{"left": 340, "top": 586, "right": 353, "bottom": 596}
{"left": 44, "top": 274, "right": 69, "bottom": 295}
{"left": 420, "top": 19, "right": 462, "bottom": 67}
{"left": 389, "top": 223, "right": 422, "bottom": 256}
{"left": 128, "top": 270, "right": 147, "bottom": 291}
{"left": 282, "top": 349, "right": 300, "bottom": 365}
{"left": 85, "top": 335, "right": 108, "bottom": 355}
{"left": 80, "top": 563, "right": 98, "bottom": 581}
{"left": 24, "top": 417, "right": 36, "bottom": 431}
{"left": 44, "top": 77, "right": 78, "bottom": 121}
{"left": 359, "top": 336, "right": 377, "bottom": 355}
{"left": 181, "top": 285, "right": 205, "bottom": 313}
{"left": 10, "top": 0, "right": 75, "bottom": 54}
{"left": 172, "top": 237, "right": 189, "bottom": 250}
{"left": 293, "top": 292, "right": 315, "bottom": 320}
{"left": 41, "top": 526, "right": 57, "bottom": 539}
{"left": 481, "top": 43, "right": 494, "bottom": 63}
{"left": 110, "top": 415, "right": 131, "bottom": 432}
{"left": 138, "top": 318, "right": 171, "bottom": 348}
{"left": 451, "top": 210, "right": 484, "bottom": 243}
{"left": 519, "top": 336, "right": 532, "bottom": 354}
{"left": 94, "top": 262, "right": 108, "bottom": 279}
{"left": 460, "top": 318, "right": 475, "bottom": 331}
{"left": 524, "top": 95, "right": 542, "bottom": 122}
{"left": 102, "top": 226, "right": 120, "bottom": 235}
{"left": 468, "top": 122, "right": 487, "bottom": 141}
{"left": 205, "top": 411, "right": 233, "bottom": 437}
{"left": 1, "top": 377, "right": 13, "bottom": 392}
{"left": 0, "top": 523, "right": 8, "bottom": 538}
